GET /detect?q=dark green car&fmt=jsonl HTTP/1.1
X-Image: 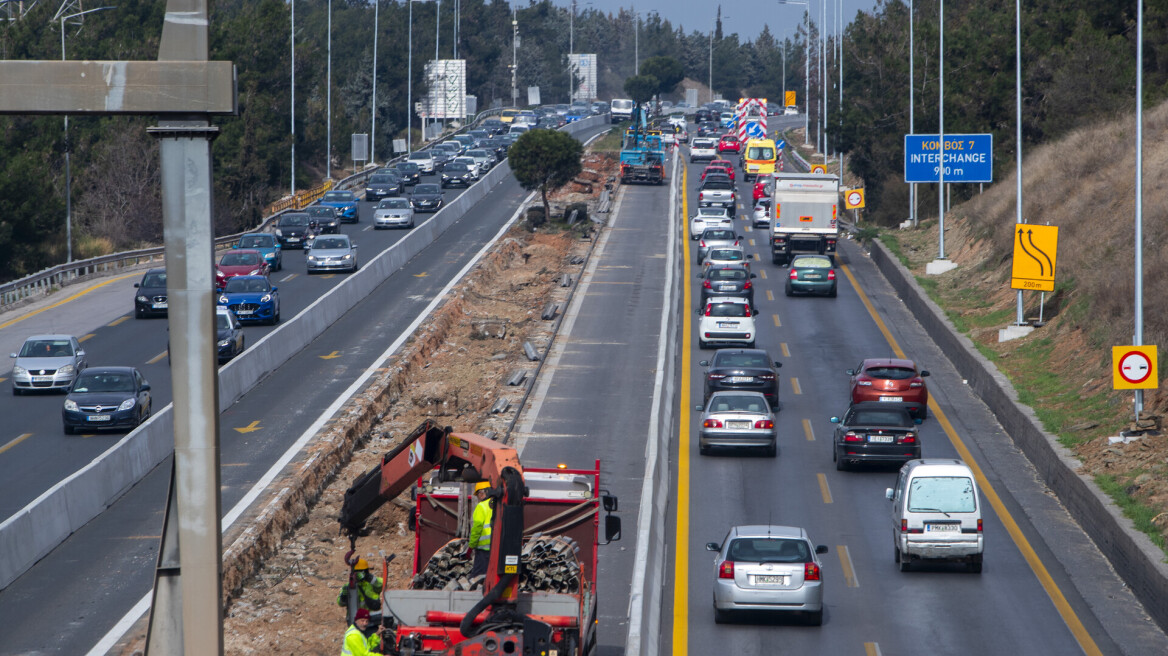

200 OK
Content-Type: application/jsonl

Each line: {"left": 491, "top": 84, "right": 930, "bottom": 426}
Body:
{"left": 785, "top": 254, "right": 837, "bottom": 297}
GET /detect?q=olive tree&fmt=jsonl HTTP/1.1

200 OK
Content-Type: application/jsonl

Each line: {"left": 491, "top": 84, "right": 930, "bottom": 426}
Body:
{"left": 623, "top": 75, "right": 659, "bottom": 108}
{"left": 508, "top": 129, "right": 584, "bottom": 225}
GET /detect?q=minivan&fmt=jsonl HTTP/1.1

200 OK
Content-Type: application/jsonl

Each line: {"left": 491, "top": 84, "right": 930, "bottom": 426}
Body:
{"left": 886, "top": 459, "right": 984, "bottom": 573}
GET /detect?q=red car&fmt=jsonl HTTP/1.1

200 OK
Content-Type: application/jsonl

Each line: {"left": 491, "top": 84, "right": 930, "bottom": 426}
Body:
{"left": 216, "top": 249, "right": 271, "bottom": 291}
{"left": 702, "top": 163, "right": 735, "bottom": 182}
{"left": 753, "top": 174, "right": 773, "bottom": 203}
{"left": 717, "top": 134, "right": 741, "bottom": 153}
{"left": 847, "top": 358, "right": 931, "bottom": 419}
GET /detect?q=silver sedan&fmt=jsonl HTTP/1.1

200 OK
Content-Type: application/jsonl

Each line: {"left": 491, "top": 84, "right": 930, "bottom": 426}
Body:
{"left": 10, "top": 334, "right": 87, "bottom": 394}
{"left": 697, "top": 391, "right": 777, "bottom": 456}
{"left": 306, "top": 234, "right": 358, "bottom": 273}
{"left": 374, "top": 198, "right": 416, "bottom": 229}
{"left": 706, "top": 525, "right": 828, "bottom": 625}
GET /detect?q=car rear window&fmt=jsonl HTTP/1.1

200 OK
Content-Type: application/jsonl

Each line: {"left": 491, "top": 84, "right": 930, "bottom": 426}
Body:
{"left": 908, "top": 477, "right": 976, "bottom": 513}
{"left": 702, "top": 178, "right": 733, "bottom": 190}
{"left": 747, "top": 147, "right": 775, "bottom": 159}
{"left": 728, "top": 538, "right": 810, "bottom": 563}
{"left": 716, "top": 353, "right": 771, "bottom": 368}
{"left": 703, "top": 230, "right": 735, "bottom": 240}
{"left": 708, "top": 395, "right": 767, "bottom": 413}
{"left": 707, "top": 302, "right": 749, "bottom": 317}
{"left": 793, "top": 256, "right": 833, "bottom": 269}
{"left": 864, "top": 366, "right": 916, "bottom": 380}
{"left": 847, "top": 409, "right": 912, "bottom": 426}
{"left": 708, "top": 269, "right": 746, "bottom": 281}
{"left": 698, "top": 209, "right": 727, "bottom": 217}
{"left": 708, "top": 249, "right": 744, "bottom": 261}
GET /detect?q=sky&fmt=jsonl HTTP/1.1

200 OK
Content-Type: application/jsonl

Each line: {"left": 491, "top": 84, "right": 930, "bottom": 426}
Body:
{"left": 523, "top": 0, "right": 883, "bottom": 44}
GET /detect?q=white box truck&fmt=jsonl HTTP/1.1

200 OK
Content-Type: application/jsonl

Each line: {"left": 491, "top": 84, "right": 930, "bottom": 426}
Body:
{"left": 770, "top": 172, "right": 840, "bottom": 265}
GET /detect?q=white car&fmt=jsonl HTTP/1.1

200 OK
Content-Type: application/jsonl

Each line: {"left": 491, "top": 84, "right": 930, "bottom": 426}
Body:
{"left": 690, "top": 206, "right": 734, "bottom": 239}
{"left": 373, "top": 198, "right": 416, "bottom": 229}
{"left": 690, "top": 138, "right": 718, "bottom": 162}
{"left": 668, "top": 115, "right": 687, "bottom": 129}
{"left": 662, "top": 131, "right": 677, "bottom": 147}
{"left": 698, "top": 297, "right": 758, "bottom": 349}
{"left": 407, "top": 150, "right": 436, "bottom": 174}
{"left": 453, "top": 156, "right": 482, "bottom": 179}
{"left": 752, "top": 204, "right": 770, "bottom": 229}
{"left": 784, "top": 105, "right": 799, "bottom": 116}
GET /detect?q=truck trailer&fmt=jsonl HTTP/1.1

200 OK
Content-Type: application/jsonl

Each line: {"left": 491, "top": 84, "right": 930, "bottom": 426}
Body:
{"left": 770, "top": 172, "right": 840, "bottom": 265}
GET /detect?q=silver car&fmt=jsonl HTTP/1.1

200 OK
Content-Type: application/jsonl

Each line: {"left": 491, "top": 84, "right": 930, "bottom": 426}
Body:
{"left": 11, "top": 334, "right": 87, "bottom": 394}
{"left": 374, "top": 198, "right": 416, "bottom": 229}
{"left": 706, "top": 525, "right": 828, "bottom": 625}
{"left": 697, "top": 227, "right": 742, "bottom": 264}
{"left": 466, "top": 149, "right": 496, "bottom": 170}
{"left": 407, "top": 150, "right": 435, "bottom": 174}
{"left": 306, "top": 234, "right": 358, "bottom": 273}
{"left": 453, "top": 156, "right": 482, "bottom": 180}
{"left": 696, "top": 391, "right": 776, "bottom": 455}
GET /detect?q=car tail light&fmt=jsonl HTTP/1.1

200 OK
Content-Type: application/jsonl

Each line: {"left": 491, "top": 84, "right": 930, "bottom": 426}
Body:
{"left": 843, "top": 431, "right": 863, "bottom": 443}
{"left": 703, "top": 418, "right": 723, "bottom": 428}
{"left": 719, "top": 561, "right": 735, "bottom": 579}
{"left": 804, "top": 562, "right": 820, "bottom": 581}
{"left": 789, "top": 269, "right": 798, "bottom": 280}
{"left": 703, "top": 280, "right": 712, "bottom": 289}
{"left": 977, "top": 519, "right": 983, "bottom": 532}
{"left": 708, "top": 373, "right": 726, "bottom": 380}
{"left": 704, "top": 305, "right": 712, "bottom": 316}
{"left": 757, "top": 373, "right": 775, "bottom": 380}
{"left": 856, "top": 378, "right": 873, "bottom": 386}
{"left": 827, "top": 270, "right": 836, "bottom": 281}
{"left": 901, "top": 432, "right": 917, "bottom": 444}
{"left": 699, "top": 191, "right": 705, "bottom": 201}
{"left": 901, "top": 519, "right": 923, "bottom": 534}
{"left": 910, "top": 379, "right": 924, "bottom": 387}
{"left": 743, "top": 280, "right": 753, "bottom": 290}
{"left": 754, "top": 419, "right": 774, "bottom": 429}
{"left": 699, "top": 239, "right": 706, "bottom": 248}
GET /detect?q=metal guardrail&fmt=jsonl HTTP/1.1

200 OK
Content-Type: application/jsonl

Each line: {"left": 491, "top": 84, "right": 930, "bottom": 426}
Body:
{"left": 0, "top": 107, "right": 508, "bottom": 313}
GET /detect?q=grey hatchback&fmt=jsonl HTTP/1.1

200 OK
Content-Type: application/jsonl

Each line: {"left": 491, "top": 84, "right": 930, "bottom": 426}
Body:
{"left": 706, "top": 525, "right": 828, "bottom": 625}
{"left": 11, "top": 335, "right": 87, "bottom": 394}
{"left": 699, "top": 263, "right": 757, "bottom": 306}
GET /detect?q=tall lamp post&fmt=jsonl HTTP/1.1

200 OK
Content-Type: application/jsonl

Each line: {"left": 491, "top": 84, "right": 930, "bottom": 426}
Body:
{"left": 327, "top": 0, "right": 332, "bottom": 174}
{"left": 778, "top": 0, "right": 810, "bottom": 145}
{"left": 407, "top": 0, "right": 437, "bottom": 154}
{"left": 54, "top": 4, "right": 116, "bottom": 264}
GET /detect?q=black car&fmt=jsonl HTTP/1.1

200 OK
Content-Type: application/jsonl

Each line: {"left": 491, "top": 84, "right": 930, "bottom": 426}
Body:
{"left": 696, "top": 108, "right": 714, "bottom": 123}
{"left": 467, "top": 129, "right": 491, "bottom": 146}
{"left": 62, "top": 366, "right": 152, "bottom": 434}
{"left": 275, "top": 212, "right": 312, "bottom": 249}
{"left": 392, "top": 161, "right": 422, "bottom": 185}
{"left": 481, "top": 118, "right": 506, "bottom": 135}
{"left": 697, "top": 122, "right": 720, "bottom": 138}
{"left": 305, "top": 206, "right": 340, "bottom": 234}
{"left": 410, "top": 183, "right": 444, "bottom": 213}
{"left": 429, "top": 147, "right": 456, "bottom": 171}
{"left": 364, "top": 173, "right": 403, "bottom": 201}
{"left": 700, "top": 264, "right": 757, "bottom": 306}
{"left": 830, "top": 402, "right": 922, "bottom": 471}
{"left": 216, "top": 307, "right": 245, "bottom": 363}
{"left": 700, "top": 348, "right": 782, "bottom": 409}
{"left": 441, "top": 162, "right": 474, "bottom": 188}
{"left": 133, "top": 268, "right": 168, "bottom": 318}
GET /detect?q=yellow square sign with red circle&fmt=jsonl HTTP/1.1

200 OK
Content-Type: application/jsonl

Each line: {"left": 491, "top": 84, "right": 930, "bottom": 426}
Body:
{"left": 1113, "top": 345, "right": 1158, "bottom": 390}
{"left": 844, "top": 188, "right": 865, "bottom": 210}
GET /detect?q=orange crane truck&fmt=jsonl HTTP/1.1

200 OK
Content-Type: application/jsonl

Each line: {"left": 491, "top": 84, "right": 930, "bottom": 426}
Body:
{"left": 339, "top": 420, "right": 621, "bottom": 656}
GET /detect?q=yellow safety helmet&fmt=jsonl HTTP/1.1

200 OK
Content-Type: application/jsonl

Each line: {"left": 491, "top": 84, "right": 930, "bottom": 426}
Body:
{"left": 474, "top": 481, "right": 491, "bottom": 493}
{"left": 353, "top": 557, "right": 369, "bottom": 571}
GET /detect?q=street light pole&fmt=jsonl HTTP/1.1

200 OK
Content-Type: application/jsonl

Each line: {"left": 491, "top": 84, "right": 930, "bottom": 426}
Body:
{"left": 938, "top": 0, "right": 946, "bottom": 260}
{"left": 371, "top": 0, "right": 377, "bottom": 164}
{"left": 709, "top": 28, "right": 713, "bottom": 104}
{"left": 910, "top": 0, "right": 915, "bottom": 226}
{"left": 327, "top": 0, "right": 332, "bottom": 175}
{"left": 512, "top": 10, "right": 518, "bottom": 107}
{"left": 1135, "top": 0, "right": 1145, "bottom": 418}
{"left": 408, "top": 0, "right": 414, "bottom": 152}
{"left": 291, "top": 0, "right": 296, "bottom": 195}
{"left": 1014, "top": 0, "right": 1024, "bottom": 325}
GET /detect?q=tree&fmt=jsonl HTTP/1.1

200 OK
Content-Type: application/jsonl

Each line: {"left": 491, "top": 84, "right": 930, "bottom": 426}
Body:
{"left": 624, "top": 75, "right": 660, "bottom": 107}
{"left": 639, "top": 56, "right": 684, "bottom": 98}
{"left": 508, "top": 129, "right": 584, "bottom": 224}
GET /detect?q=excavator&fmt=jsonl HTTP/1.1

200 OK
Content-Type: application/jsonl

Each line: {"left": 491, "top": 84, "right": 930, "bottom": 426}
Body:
{"left": 339, "top": 420, "right": 621, "bottom": 655}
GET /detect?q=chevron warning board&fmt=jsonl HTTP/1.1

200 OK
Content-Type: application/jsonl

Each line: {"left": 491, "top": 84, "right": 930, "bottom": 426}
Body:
{"left": 736, "top": 98, "right": 767, "bottom": 142}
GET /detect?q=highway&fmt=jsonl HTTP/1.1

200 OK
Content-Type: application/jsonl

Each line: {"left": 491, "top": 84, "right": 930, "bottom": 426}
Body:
{"left": 667, "top": 125, "right": 1168, "bottom": 655}
{"left": 0, "top": 123, "right": 613, "bottom": 654}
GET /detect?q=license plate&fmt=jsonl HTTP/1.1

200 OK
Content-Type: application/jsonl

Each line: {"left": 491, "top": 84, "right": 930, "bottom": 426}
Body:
{"left": 719, "top": 284, "right": 736, "bottom": 291}
{"left": 727, "top": 420, "right": 752, "bottom": 429}
{"left": 879, "top": 396, "right": 903, "bottom": 402}
{"left": 717, "top": 322, "right": 737, "bottom": 328}
{"left": 87, "top": 415, "right": 111, "bottom": 422}
{"left": 727, "top": 376, "right": 753, "bottom": 383}
{"left": 237, "top": 309, "right": 254, "bottom": 315}
{"left": 755, "top": 575, "right": 787, "bottom": 584}
{"left": 804, "top": 274, "right": 822, "bottom": 280}
{"left": 926, "top": 523, "right": 959, "bottom": 533}
{"left": 288, "top": 237, "right": 300, "bottom": 242}
{"left": 868, "top": 435, "right": 894, "bottom": 443}
{"left": 32, "top": 376, "right": 52, "bottom": 383}
{"left": 153, "top": 302, "right": 168, "bottom": 309}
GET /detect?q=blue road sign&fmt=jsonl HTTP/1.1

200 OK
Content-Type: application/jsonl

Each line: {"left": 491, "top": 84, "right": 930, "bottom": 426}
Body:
{"left": 746, "top": 122, "right": 766, "bottom": 138}
{"left": 904, "top": 133, "right": 993, "bottom": 183}
{"left": 775, "top": 140, "right": 786, "bottom": 149}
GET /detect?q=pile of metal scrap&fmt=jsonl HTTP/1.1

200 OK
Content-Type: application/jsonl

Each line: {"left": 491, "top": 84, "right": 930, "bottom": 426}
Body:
{"left": 411, "top": 535, "right": 583, "bottom": 593}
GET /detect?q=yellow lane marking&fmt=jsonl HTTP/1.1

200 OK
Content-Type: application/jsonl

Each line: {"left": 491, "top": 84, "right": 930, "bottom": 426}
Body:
{"left": 121, "top": 535, "right": 162, "bottom": 539}
{"left": 817, "top": 473, "right": 832, "bottom": 503}
{"left": 78, "top": 333, "right": 96, "bottom": 343}
{"left": 766, "top": 290, "right": 774, "bottom": 301}
{"left": 320, "top": 351, "right": 342, "bottom": 360}
{"left": 0, "top": 433, "right": 33, "bottom": 455}
{"left": 146, "top": 351, "right": 168, "bottom": 365}
{"left": 772, "top": 314, "right": 781, "bottom": 327}
{"left": 865, "top": 643, "right": 883, "bottom": 656}
{"left": 749, "top": 239, "right": 756, "bottom": 247}
{"left": 0, "top": 377, "right": 6, "bottom": 384}
{"left": 674, "top": 164, "right": 692, "bottom": 655}
{"left": 0, "top": 271, "right": 139, "bottom": 331}
{"left": 320, "top": 274, "right": 336, "bottom": 279}
{"left": 790, "top": 377, "right": 802, "bottom": 394}
{"left": 781, "top": 342, "right": 790, "bottom": 357}
{"left": 107, "top": 316, "right": 130, "bottom": 327}
{"left": 838, "top": 544, "right": 858, "bottom": 587}
{"left": 803, "top": 418, "right": 815, "bottom": 441}
{"left": 744, "top": 225, "right": 752, "bottom": 233}
{"left": 414, "top": 271, "right": 428, "bottom": 277}
{"left": 759, "top": 269, "right": 767, "bottom": 280}
{"left": 841, "top": 263, "right": 1103, "bottom": 656}
{"left": 234, "top": 421, "right": 262, "bottom": 434}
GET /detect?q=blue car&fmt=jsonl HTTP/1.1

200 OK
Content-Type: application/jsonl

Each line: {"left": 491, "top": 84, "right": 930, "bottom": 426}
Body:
{"left": 217, "top": 275, "right": 281, "bottom": 325}
{"left": 318, "top": 190, "right": 360, "bottom": 223}
{"left": 235, "top": 233, "right": 282, "bottom": 271}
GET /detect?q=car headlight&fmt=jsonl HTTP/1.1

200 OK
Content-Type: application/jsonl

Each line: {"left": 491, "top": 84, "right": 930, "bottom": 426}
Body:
{"left": 307, "top": 255, "right": 317, "bottom": 262}
{"left": 218, "top": 339, "right": 230, "bottom": 347}
{"left": 442, "top": 174, "right": 450, "bottom": 180}
{"left": 118, "top": 398, "right": 136, "bottom": 411}
{"left": 64, "top": 399, "right": 78, "bottom": 412}
{"left": 260, "top": 294, "right": 272, "bottom": 303}
{"left": 219, "top": 295, "right": 229, "bottom": 304}
{"left": 13, "top": 365, "right": 27, "bottom": 376}
{"left": 365, "top": 188, "right": 373, "bottom": 192}
{"left": 57, "top": 364, "right": 75, "bottom": 376}
{"left": 341, "top": 254, "right": 353, "bottom": 260}
{"left": 275, "top": 229, "right": 283, "bottom": 237}
{"left": 249, "top": 269, "right": 261, "bottom": 275}
{"left": 264, "top": 252, "right": 275, "bottom": 260}
{"left": 137, "top": 295, "right": 149, "bottom": 303}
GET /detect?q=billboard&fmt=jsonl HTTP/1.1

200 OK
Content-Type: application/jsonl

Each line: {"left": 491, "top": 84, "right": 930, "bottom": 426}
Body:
{"left": 423, "top": 59, "right": 466, "bottom": 119}
{"left": 568, "top": 53, "right": 597, "bottom": 102}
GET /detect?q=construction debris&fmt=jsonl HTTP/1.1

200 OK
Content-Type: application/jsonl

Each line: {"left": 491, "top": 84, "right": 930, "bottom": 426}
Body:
{"left": 413, "top": 536, "right": 583, "bottom": 593}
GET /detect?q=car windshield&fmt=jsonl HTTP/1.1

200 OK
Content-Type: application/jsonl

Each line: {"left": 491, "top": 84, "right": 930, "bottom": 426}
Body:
{"left": 370, "top": 175, "right": 394, "bottom": 184}
{"left": 715, "top": 352, "right": 771, "bottom": 368}
{"left": 307, "top": 207, "right": 334, "bottom": 217}
{"left": 747, "top": 147, "right": 775, "bottom": 159}
{"left": 864, "top": 366, "right": 917, "bottom": 380}
{"left": 415, "top": 184, "right": 440, "bottom": 194}
{"left": 73, "top": 372, "right": 134, "bottom": 393}
{"left": 698, "top": 208, "right": 726, "bottom": 217}
{"left": 322, "top": 192, "right": 352, "bottom": 202}
{"left": 279, "top": 214, "right": 308, "bottom": 226}
{"left": 728, "top": 538, "right": 810, "bottom": 563}
{"left": 703, "top": 230, "right": 735, "bottom": 240}
{"left": 221, "top": 252, "right": 261, "bottom": 266}
{"left": 708, "top": 394, "right": 767, "bottom": 413}
{"left": 708, "top": 268, "right": 747, "bottom": 281}
{"left": 20, "top": 340, "right": 73, "bottom": 357}
{"left": 908, "top": 477, "right": 977, "bottom": 513}
{"left": 693, "top": 140, "right": 716, "bottom": 148}
{"left": 224, "top": 278, "right": 271, "bottom": 293}
{"left": 793, "top": 256, "right": 833, "bottom": 269}
{"left": 708, "top": 249, "right": 744, "bottom": 261}
{"left": 707, "top": 303, "right": 749, "bottom": 317}
{"left": 847, "top": 408, "right": 912, "bottom": 426}
{"left": 703, "top": 178, "right": 733, "bottom": 189}
{"left": 238, "top": 235, "right": 273, "bottom": 248}
{"left": 408, "top": 152, "right": 431, "bottom": 161}
{"left": 397, "top": 162, "right": 420, "bottom": 171}
{"left": 379, "top": 199, "right": 411, "bottom": 209}
{"left": 313, "top": 237, "right": 349, "bottom": 250}
{"left": 447, "top": 164, "right": 469, "bottom": 172}
{"left": 216, "top": 314, "right": 233, "bottom": 331}
{"left": 140, "top": 272, "right": 166, "bottom": 287}
{"left": 468, "top": 150, "right": 488, "bottom": 157}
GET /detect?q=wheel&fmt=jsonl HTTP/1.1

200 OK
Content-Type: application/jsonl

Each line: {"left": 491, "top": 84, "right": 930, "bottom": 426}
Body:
{"left": 763, "top": 443, "right": 777, "bottom": 457}
{"left": 898, "top": 556, "right": 911, "bottom": 572}
{"left": 785, "top": 284, "right": 793, "bottom": 297}
{"left": 805, "top": 609, "right": 823, "bottom": 626}
{"left": 969, "top": 554, "right": 983, "bottom": 574}
{"left": 772, "top": 254, "right": 782, "bottom": 265}
{"left": 276, "top": 257, "right": 283, "bottom": 271}
{"left": 699, "top": 442, "right": 711, "bottom": 456}
{"left": 917, "top": 405, "right": 928, "bottom": 421}
{"left": 835, "top": 450, "right": 846, "bottom": 471}
{"left": 713, "top": 607, "right": 730, "bottom": 624}
{"left": 12, "top": 387, "right": 20, "bottom": 396}
{"left": 698, "top": 339, "right": 709, "bottom": 350}
{"left": 894, "top": 544, "right": 901, "bottom": 564}
{"left": 64, "top": 424, "right": 74, "bottom": 435}
{"left": 828, "top": 286, "right": 837, "bottom": 298}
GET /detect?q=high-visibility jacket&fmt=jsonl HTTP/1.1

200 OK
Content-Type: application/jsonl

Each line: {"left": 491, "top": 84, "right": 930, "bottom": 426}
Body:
{"left": 340, "top": 624, "right": 380, "bottom": 656}
{"left": 336, "top": 572, "right": 383, "bottom": 609}
{"left": 469, "top": 498, "right": 493, "bottom": 550}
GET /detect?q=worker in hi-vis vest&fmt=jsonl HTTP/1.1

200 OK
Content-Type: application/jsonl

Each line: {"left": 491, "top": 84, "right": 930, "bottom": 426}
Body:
{"left": 467, "top": 481, "right": 493, "bottom": 579}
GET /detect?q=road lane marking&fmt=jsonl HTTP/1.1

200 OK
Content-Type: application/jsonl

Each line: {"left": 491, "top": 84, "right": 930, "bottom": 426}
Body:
{"left": 744, "top": 225, "right": 752, "bottom": 233}
{"left": 107, "top": 316, "right": 130, "bottom": 327}
{"left": 842, "top": 263, "right": 1103, "bottom": 656}
{"left": 320, "top": 274, "right": 336, "bottom": 279}
{"left": 817, "top": 473, "right": 832, "bottom": 503}
{"left": 0, "top": 271, "right": 139, "bottom": 330}
{"left": 838, "top": 545, "right": 858, "bottom": 587}
{"left": 674, "top": 159, "right": 693, "bottom": 656}
{"left": 234, "top": 421, "right": 262, "bottom": 434}
{"left": 414, "top": 271, "right": 429, "bottom": 277}
{"left": 790, "top": 377, "right": 802, "bottom": 394}
{"left": 766, "top": 290, "right": 774, "bottom": 301}
{"left": 319, "top": 351, "right": 342, "bottom": 360}
{"left": 749, "top": 239, "right": 756, "bottom": 247}
{"left": 781, "top": 342, "right": 790, "bottom": 357}
{"left": 363, "top": 225, "right": 374, "bottom": 231}
{"left": 865, "top": 643, "right": 882, "bottom": 656}
{"left": 0, "top": 377, "right": 6, "bottom": 384}
{"left": 759, "top": 269, "right": 767, "bottom": 280}
{"left": 146, "top": 351, "right": 168, "bottom": 365}
{"left": 0, "top": 433, "right": 32, "bottom": 455}
{"left": 772, "top": 314, "right": 781, "bottom": 327}
{"left": 752, "top": 252, "right": 760, "bottom": 261}
{"left": 279, "top": 273, "right": 297, "bottom": 282}
{"left": 803, "top": 418, "right": 814, "bottom": 441}
{"left": 78, "top": 333, "right": 96, "bottom": 343}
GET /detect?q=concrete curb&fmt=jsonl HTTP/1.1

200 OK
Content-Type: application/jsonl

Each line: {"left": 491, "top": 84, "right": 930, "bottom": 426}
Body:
{"left": 867, "top": 238, "right": 1168, "bottom": 633}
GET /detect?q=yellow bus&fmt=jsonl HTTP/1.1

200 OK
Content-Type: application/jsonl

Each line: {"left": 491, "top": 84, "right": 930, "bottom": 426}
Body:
{"left": 743, "top": 138, "right": 779, "bottom": 180}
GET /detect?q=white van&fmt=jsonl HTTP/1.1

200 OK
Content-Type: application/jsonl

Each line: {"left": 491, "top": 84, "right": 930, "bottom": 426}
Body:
{"left": 610, "top": 98, "right": 635, "bottom": 123}
{"left": 886, "top": 459, "right": 984, "bottom": 573}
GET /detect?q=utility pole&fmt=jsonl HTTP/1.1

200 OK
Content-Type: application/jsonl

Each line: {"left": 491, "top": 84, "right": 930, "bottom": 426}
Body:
{"left": 511, "top": 9, "right": 518, "bottom": 107}
{"left": 371, "top": 0, "right": 377, "bottom": 164}
{"left": 910, "top": 0, "right": 915, "bottom": 225}
{"left": 327, "top": 0, "right": 332, "bottom": 175}
{"left": 291, "top": 0, "right": 295, "bottom": 195}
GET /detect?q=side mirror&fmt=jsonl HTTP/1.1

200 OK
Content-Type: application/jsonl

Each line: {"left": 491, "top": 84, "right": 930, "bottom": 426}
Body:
{"left": 232, "top": 242, "right": 240, "bottom": 249}
{"left": 271, "top": 287, "right": 278, "bottom": 293}
{"left": 830, "top": 417, "right": 840, "bottom": 424}
{"left": 774, "top": 362, "right": 782, "bottom": 368}
{"left": 815, "top": 545, "right": 829, "bottom": 555}
{"left": 920, "top": 370, "right": 931, "bottom": 377}
{"left": 698, "top": 360, "right": 709, "bottom": 367}
{"left": 753, "top": 309, "right": 760, "bottom": 316}
{"left": 76, "top": 350, "right": 86, "bottom": 357}
{"left": 141, "top": 383, "right": 152, "bottom": 392}
{"left": 705, "top": 542, "right": 721, "bottom": 552}
{"left": 600, "top": 494, "right": 619, "bottom": 512}
{"left": 695, "top": 405, "right": 704, "bottom": 412}
{"left": 885, "top": 488, "right": 895, "bottom": 500}
{"left": 351, "top": 243, "right": 357, "bottom": 248}
{"left": 845, "top": 369, "right": 855, "bottom": 376}
{"left": 914, "top": 418, "right": 923, "bottom": 425}
{"left": 133, "top": 283, "right": 141, "bottom": 288}
{"left": 737, "top": 235, "right": 744, "bottom": 240}
{"left": 8, "top": 353, "right": 15, "bottom": 358}
{"left": 604, "top": 515, "right": 622, "bottom": 542}
{"left": 750, "top": 273, "right": 757, "bottom": 279}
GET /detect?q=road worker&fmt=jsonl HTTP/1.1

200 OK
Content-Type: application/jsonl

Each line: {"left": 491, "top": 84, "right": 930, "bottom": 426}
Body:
{"left": 467, "top": 481, "right": 494, "bottom": 579}
{"left": 341, "top": 608, "right": 381, "bottom": 656}
{"left": 336, "top": 557, "right": 384, "bottom": 614}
